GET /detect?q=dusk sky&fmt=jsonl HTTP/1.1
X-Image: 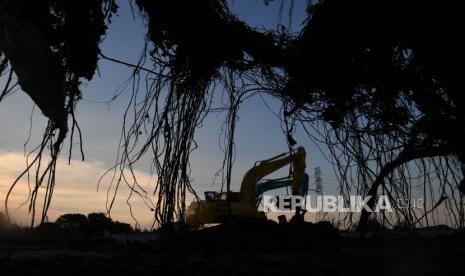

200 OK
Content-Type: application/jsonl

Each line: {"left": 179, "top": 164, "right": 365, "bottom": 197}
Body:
{"left": 0, "top": 0, "right": 341, "bottom": 228}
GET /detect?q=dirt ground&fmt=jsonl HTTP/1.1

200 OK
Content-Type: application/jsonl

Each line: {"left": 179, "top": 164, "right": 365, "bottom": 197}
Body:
{"left": 1, "top": 222, "right": 465, "bottom": 276}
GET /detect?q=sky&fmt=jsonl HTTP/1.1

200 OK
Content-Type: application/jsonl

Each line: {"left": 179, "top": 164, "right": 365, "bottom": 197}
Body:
{"left": 0, "top": 0, "right": 343, "bottom": 228}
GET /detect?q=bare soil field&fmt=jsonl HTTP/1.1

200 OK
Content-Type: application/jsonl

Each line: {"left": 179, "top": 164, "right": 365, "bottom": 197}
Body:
{"left": 1, "top": 222, "right": 465, "bottom": 276}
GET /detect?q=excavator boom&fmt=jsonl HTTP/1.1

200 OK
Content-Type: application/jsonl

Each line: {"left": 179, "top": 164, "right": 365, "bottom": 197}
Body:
{"left": 239, "top": 147, "right": 306, "bottom": 203}
{"left": 255, "top": 173, "right": 309, "bottom": 206}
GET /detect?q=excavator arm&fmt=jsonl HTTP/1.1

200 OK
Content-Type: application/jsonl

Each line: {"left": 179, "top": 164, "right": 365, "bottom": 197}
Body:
{"left": 239, "top": 147, "right": 306, "bottom": 203}
{"left": 255, "top": 173, "right": 309, "bottom": 206}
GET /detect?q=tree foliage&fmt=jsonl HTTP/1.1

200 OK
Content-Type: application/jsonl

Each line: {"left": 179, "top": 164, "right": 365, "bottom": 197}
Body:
{"left": 55, "top": 212, "right": 132, "bottom": 234}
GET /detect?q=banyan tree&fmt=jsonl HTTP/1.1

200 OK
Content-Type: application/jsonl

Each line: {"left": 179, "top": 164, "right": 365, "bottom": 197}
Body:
{"left": 0, "top": 0, "right": 464, "bottom": 230}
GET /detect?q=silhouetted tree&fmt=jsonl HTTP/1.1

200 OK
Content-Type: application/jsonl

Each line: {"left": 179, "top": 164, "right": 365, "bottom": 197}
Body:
{"left": 87, "top": 212, "right": 113, "bottom": 235}
{"left": 54, "top": 212, "right": 133, "bottom": 235}
{"left": 55, "top": 213, "right": 88, "bottom": 232}
{"left": 0, "top": 212, "right": 7, "bottom": 229}
{"left": 110, "top": 221, "right": 133, "bottom": 234}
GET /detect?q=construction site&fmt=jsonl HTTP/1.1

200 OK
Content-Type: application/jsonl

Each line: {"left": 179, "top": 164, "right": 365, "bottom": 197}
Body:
{"left": 1, "top": 0, "right": 465, "bottom": 275}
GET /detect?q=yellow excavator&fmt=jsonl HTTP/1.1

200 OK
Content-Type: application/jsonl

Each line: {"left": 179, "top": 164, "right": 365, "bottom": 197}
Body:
{"left": 185, "top": 147, "right": 308, "bottom": 224}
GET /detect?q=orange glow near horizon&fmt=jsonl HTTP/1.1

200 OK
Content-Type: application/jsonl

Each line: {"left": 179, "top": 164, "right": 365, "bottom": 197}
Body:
{"left": 0, "top": 151, "right": 159, "bottom": 229}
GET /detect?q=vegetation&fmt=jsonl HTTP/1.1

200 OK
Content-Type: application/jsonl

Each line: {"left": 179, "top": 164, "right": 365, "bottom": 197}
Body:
{"left": 0, "top": 0, "right": 463, "bottom": 231}
{"left": 55, "top": 212, "right": 133, "bottom": 235}
{"left": 0, "top": 211, "right": 133, "bottom": 236}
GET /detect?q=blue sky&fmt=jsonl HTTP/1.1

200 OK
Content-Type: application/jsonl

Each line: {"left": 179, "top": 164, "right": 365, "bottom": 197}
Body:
{"left": 0, "top": 0, "right": 341, "bottom": 227}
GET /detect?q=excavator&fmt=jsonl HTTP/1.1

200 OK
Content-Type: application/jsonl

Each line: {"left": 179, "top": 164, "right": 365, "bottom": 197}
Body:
{"left": 185, "top": 147, "right": 308, "bottom": 224}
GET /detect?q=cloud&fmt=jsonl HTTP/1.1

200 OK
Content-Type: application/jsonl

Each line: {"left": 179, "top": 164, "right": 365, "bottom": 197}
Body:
{"left": 0, "top": 151, "right": 157, "bottom": 229}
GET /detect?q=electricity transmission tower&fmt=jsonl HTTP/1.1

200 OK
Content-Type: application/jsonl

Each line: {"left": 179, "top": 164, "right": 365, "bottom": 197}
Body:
{"left": 315, "top": 167, "right": 323, "bottom": 195}
{"left": 314, "top": 167, "right": 323, "bottom": 220}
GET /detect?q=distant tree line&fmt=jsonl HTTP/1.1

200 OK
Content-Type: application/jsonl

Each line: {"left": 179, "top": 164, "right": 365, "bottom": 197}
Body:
{"left": 0, "top": 211, "right": 135, "bottom": 235}
{"left": 54, "top": 212, "right": 133, "bottom": 235}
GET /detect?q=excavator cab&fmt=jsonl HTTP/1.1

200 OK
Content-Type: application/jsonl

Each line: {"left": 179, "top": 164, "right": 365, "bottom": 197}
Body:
{"left": 204, "top": 191, "right": 220, "bottom": 202}
{"left": 204, "top": 191, "right": 242, "bottom": 202}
